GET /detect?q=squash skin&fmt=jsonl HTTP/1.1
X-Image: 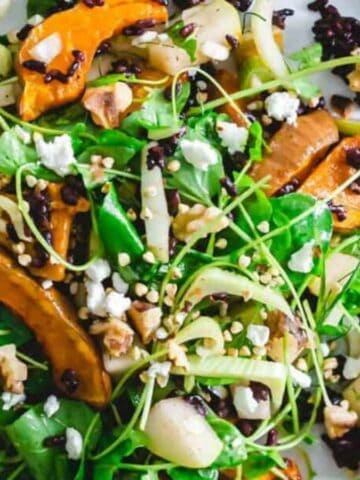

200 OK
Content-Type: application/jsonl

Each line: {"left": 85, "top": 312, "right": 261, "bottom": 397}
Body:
{"left": 300, "top": 136, "right": 360, "bottom": 232}
{"left": 0, "top": 249, "right": 111, "bottom": 407}
{"left": 17, "top": 0, "right": 168, "bottom": 121}
{"left": 251, "top": 111, "right": 339, "bottom": 196}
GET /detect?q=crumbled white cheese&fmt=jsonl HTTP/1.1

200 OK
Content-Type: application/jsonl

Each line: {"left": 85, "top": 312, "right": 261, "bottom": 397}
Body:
{"left": 343, "top": 357, "right": 360, "bottom": 380}
{"left": 147, "top": 361, "right": 172, "bottom": 388}
{"left": 289, "top": 366, "right": 312, "bottom": 388}
{"left": 65, "top": 427, "right": 83, "bottom": 460}
{"left": 216, "top": 121, "right": 249, "bottom": 154}
{"left": 28, "top": 14, "right": 44, "bottom": 26}
{"left": 1, "top": 392, "right": 26, "bottom": 411}
{"left": 34, "top": 133, "right": 76, "bottom": 177}
{"left": 265, "top": 92, "right": 300, "bottom": 126}
{"left": 320, "top": 342, "right": 330, "bottom": 358}
{"left": 246, "top": 324, "right": 270, "bottom": 347}
{"left": 233, "top": 386, "right": 258, "bottom": 414}
{"left": 288, "top": 241, "right": 315, "bottom": 274}
{"left": 180, "top": 139, "right": 218, "bottom": 171}
{"left": 200, "top": 41, "right": 230, "bottom": 61}
{"left": 112, "top": 272, "right": 129, "bottom": 295}
{"left": 86, "top": 258, "right": 111, "bottom": 283}
{"left": 85, "top": 280, "right": 106, "bottom": 317}
{"left": 29, "top": 33, "right": 62, "bottom": 65}
{"left": 105, "top": 291, "right": 131, "bottom": 318}
{"left": 132, "top": 31, "right": 158, "bottom": 47}
{"left": 14, "top": 125, "right": 31, "bottom": 145}
{"left": 43, "top": 395, "right": 60, "bottom": 418}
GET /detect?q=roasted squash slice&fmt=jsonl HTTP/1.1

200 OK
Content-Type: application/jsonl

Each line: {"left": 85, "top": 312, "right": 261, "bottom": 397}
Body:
{"left": 251, "top": 111, "right": 339, "bottom": 196}
{"left": 17, "top": 0, "right": 168, "bottom": 121}
{"left": 300, "top": 136, "right": 360, "bottom": 232}
{"left": 0, "top": 249, "right": 111, "bottom": 407}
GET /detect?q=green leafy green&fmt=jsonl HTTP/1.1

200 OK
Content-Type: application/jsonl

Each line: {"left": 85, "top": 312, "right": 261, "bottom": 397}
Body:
{"left": 27, "top": 0, "right": 58, "bottom": 17}
{"left": 0, "top": 129, "right": 37, "bottom": 175}
{"left": 0, "top": 306, "right": 33, "bottom": 347}
{"left": 6, "top": 400, "right": 101, "bottom": 480}
{"left": 207, "top": 415, "right": 247, "bottom": 468}
{"left": 242, "top": 451, "right": 285, "bottom": 479}
{"left": 122, "top": 84, "right": 190, "bottom": 138}
{"left": 270, "top": 193, "right": 333, "bottom": 267}
{"left": 247, "top": 121, "right": 263, "bottom": 162}
{"left": 96, "top": 183, "right": 144, "bottom": 264}
{"left": 167, "top": 21, "right": 197, "bottom": 62}
{"left": 289, "top": 43, "right": 323, "bottom": 70}
{"left": 168, "top": 467, "right": 218, "bottom": 480}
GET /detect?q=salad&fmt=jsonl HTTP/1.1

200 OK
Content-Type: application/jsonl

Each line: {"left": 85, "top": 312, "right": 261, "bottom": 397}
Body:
{"left": 0, "top": 0, "right": 358, "bottom": 478}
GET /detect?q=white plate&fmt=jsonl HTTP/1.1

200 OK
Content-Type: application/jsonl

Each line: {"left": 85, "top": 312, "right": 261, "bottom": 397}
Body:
{"left": 0, "top": 1, "right": 359, "bottom": 479}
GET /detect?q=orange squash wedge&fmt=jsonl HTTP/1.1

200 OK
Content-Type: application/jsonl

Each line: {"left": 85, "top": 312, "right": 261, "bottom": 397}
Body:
{"left": 17, "top": 0, "right": 168, "bottom": 121}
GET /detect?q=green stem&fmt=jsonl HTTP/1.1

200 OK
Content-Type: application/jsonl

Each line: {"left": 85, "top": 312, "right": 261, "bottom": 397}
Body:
{"left": 92, "top": 385, "right": 147, "bottom": 460}
{"left": 87, "top": 73, "right": 169, "bottom": 88}
{"left": 116, "top": 462, "right": 175, "bottom": 472}
{"left": 0, "top": 107, "right": 65, "bottom": 136}
{"left": 16, "top": 351, "right": 48, "bottom": 371}
{"left": 0, "top": 115, "right": 10, "bottom": 131}
{"left": 7, "top": 463, "right": 26, "bottom": 480}
{"left": 189, "top": 56, "right": 360, "bottom": 115}
{"left": 139, "top": 375, "right": 156, "bottom": 431}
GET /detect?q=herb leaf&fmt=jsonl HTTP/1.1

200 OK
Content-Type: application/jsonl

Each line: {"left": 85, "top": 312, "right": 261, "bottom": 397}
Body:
{"left": 289, "top": 43, "right": 323, "bottom": 70}
{"left": 0, "top": 306, "right": 33, "bottom": 347}
{"left": 27, "top": 0, "right": 58, "bottom": 17}
{"left": 0, "top": 130, "right": 37, "bottom": 175}
{"left": 167, "top": 21, "right": 197, "bottom": 62}
{"left": 207, "top": 415, "right": 247, "bottom": 468}
{"left": 247, "top": 121, "right": 263, "bottom": 162}
{"left": 168, "top": 467, "right": 218, "bottom": 480}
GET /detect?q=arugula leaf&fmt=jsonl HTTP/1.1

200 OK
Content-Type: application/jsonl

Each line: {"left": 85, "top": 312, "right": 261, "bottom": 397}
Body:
{"left": 0, "top": 306, "right": 33, "bottom": 347}
{"left": 167, "top": 21, "right": 197, "bottom": 62}
{"left": 168, "top": 467, "right": 218, "bottom": 480}
{"left": 0, "top": 129, "right": 37, "bottom": 175}
{"left": 121, "top": 84, "right": 190, "bottom": 138}
{"left": 290, "top": 78, "right": 321, "bottom": 100}
{"left": 247, "top": 121, "right": 263, "bottom": 162}
{"left": 93, "top": 430, "right": 147, "bottom": 480}
{"left": 27, "top": 0, "right": 58, "bottom": 17}
{"left": 6, "top": 400, "right": 101, "bottom": 480}
{"left": 270, "top": 193, "right": 333, "bottom": 267}
{"left": 242, "top": 451, "right": 285, "bottom": 479}
{"left": 289, "top": 43, "right": 323, "bottom": 70}
{"left": 207, "top": 415, "right": 247, "bottom": 468}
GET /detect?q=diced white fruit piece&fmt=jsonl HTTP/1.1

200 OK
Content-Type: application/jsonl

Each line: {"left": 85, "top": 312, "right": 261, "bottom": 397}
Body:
{"left": 347, "top": 328, "right": 360, "bottom": 358}
{"left": 181, "top": 267, "right": 293, "bottom": 318}
{"left": 309, "top": 252, "right": 358, "bottom": 296}
{"left": 148, "top": 42, "right": 191, "bottom": 76}
{"left": 231, "top": 385, "right": 271, "bottom": 420}
{"left": 0, "top": 45, "right": 12, "bottom": 77}
{"left": 0, "top": 84, "right": 16, "bottom": 107}
{"left": 103, "top": 353, "right": 136, "bottom": 379}
{"left": 172, "top": 355, "right": 286, "bottom": 412}
{"left": 141, "top": 145, "right": 171, "bottom": 262}
{"left": 145, "top": 398, "right": 223, "bottom": 468}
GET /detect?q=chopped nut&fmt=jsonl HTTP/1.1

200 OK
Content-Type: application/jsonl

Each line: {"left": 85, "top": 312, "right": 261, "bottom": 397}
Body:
{"left": 167, "top": 160, "right": 181, "bottom": 173}
{"left": 230, "top": 321, "right": 243, "bottom": 335}
{"left": 227, "top": 348, "right": 239, "bottom": 357}
{"left": 167, "top": 339, "right": 188, "bottom": 369}
{"left": 82, "top": 82, "right": 133, "bottom": 129}
{"left": 238, "top": 255, "right": 251, "bottom": 269}
{"left": 118, "top": 252, "right": 130, "bottom": 267}
{"left": 215, "top": 238, "right": 228, "bottom": 249}
{"left": 25, "top": 174, "right": 37, "bottom": 188}
{"left": 0, "top": 344, "right": 28, "bottom": 394}
{"left": 18, "top": 254, "right": 32, "bottom": 267}
{"left": 223, "top": 330, "right": 232, "bottom": 342}
{"left": 134, "top": 282, "right": 148, "bottom": 297}
{"left": 127, "top": 208, "right": 137, "bottom": 222}
{"left": 128, "top": 301, "right": 162, "bottom": 344}
{"left": 239, "top": 346, "right": 251, "bottom": 357}
{"left": 90, "top": 319, "right": 134, "bottom": 356}
{"left": 146, "top": 289, "right": 159, "bottom": 304}
{"left": 143, "top": 251, "right": 156, "bottom": 264}
{"left": 156, "top": 327, "right": 169, "bottom": 340}
{"left": 172, "top": 203, "right": 229, "bottom": 242}
{"left": 348, "top": 64, "right": 360, "bottom": 93}
{"left": 324, "top": 357, "right": 338, "bottom": 371}
{"left": 324, "top": 403, "right": 358, "bottom": 439}
{"left": 78, "top": 307, "right": 89, "bottom": 320}
{"left": 102, "top": 156, "right": 115, "bottom": 169}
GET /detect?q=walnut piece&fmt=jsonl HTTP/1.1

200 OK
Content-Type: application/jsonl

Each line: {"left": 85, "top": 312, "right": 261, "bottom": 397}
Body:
{"left": 128, "top": 301, "right": 162, "bottom": 345}
{"left": 167, "top": 339, "right": 189, "bottom": 369}
{"left": 82, "top": 81, "right": 133, "bottom": 129}
{"left": 266, "top": 311, "right": 308, "bottom": 363}
{"left": 0, "top": 344, "right": 28, "bottom": 394}
{"left": 91, "top": 318, "right": 134, "bottom": 356}
{"left": 324, "top": 401, "right": 358, "bottom": 439}
{"left": 172, "top": 204, "right": 230, "bottom": 242}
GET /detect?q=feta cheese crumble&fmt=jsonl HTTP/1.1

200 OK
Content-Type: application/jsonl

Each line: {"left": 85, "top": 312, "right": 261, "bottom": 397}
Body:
{"left": 86, "top": 258, "right": 111, "bottom": 283}
{"left": 29, "top": 33, "right": 62, "bottom": 65}
{"left": 105, "top": 291, "right": 131, "bottom": 318}
{"left": 85, "top": 280, "right": 106, "bottom": 317}
{"left": 246, "top": 324, "right": 270, "bottom": 347}
{"left": 34, "top": 133, "right": 76, "bottom": 177}
{"left": 43, "top": 395, "right": 60, "bottom": 418}
{"left": 200, "top": 41, "right": 230, "bottom": 61}
{"left": 289, "top": 366, "right": 312, "bottom": 388}
{"left": 112, "top": 272, "right": 129, "bottom": 295}
{"left": 343, "top": 357, "right": 360, "bottom": 380}
{"left": 216, "top": 121, "right": 249, "bottom": 154}
{"left": 288, "top": 241, "right": 315, "bottom": 274}
{"left": 180, "top": 139, "right": 218, "bottom": 171}
{"left": 265, "top": 92, "right": 300, "bottom": 126}
{"left": 232, "top": 386, "right": 258, "bottom": 415}
{"left": 132, "top": 31, "right": 158, "bottom": 47}
{"left": 65, "top": 427, "right": 83, "bottom": 460}
{"left": 1, "top": 392, "right": 26, "bottom": 411}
